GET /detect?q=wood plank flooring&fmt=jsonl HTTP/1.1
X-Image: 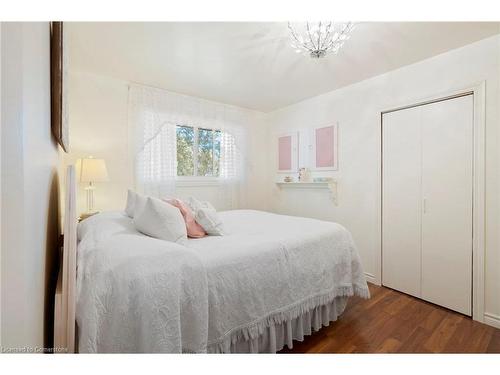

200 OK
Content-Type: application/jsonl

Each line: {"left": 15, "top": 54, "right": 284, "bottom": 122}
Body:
{"left": 281, "top": 284, "right": 500, "bottom": 353}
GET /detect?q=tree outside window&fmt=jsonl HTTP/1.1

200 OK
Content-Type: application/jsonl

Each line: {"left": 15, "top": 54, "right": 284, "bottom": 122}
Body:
{"left": 176, "top": 125, "right": 221, "bottom": 177}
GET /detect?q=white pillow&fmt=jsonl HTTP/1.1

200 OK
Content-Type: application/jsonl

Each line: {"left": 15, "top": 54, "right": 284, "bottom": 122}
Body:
{"left": 125, "top": 189, "right": 137, "bottom": 218}
{"left": 134, "top": 197, "right": 187, "bottom": 244}
{"left": 187, "top": 197, "right": 223, "bottom": 236}
{"left": 196, "top": 207, "right": 224, "bottom": 236}
{"left": 133, "top": 193, "right": 148, "bottom": 218}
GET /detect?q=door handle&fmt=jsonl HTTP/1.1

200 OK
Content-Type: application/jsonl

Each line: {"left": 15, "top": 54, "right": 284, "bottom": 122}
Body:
{"left": 423, "top": 198, "right": 427, "bottom": 214}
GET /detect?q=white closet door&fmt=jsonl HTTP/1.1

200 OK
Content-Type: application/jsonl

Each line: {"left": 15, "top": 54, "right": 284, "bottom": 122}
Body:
{"left": 421, "top": 95, "right": 473, "bottom": 315}
{"left": 382, "top": 106, "right": 422, "bottom": 298}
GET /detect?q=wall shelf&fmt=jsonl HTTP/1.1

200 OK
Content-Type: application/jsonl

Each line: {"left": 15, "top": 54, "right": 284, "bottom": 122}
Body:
{"left": 276, "top": 181, "right": 338, "bottom": 205}
{"left": 276, "top": 182, "right": 328, "bottom": 188}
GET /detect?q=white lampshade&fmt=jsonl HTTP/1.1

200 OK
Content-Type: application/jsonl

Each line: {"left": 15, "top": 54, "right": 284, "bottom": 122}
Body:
{"left": 79, "top": 157, "right": 109, "bottom": 183}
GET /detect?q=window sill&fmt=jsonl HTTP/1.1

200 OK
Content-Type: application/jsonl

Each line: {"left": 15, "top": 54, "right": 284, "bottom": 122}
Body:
{"left": 176, "top": 178, "right": 221, "bottom": 187}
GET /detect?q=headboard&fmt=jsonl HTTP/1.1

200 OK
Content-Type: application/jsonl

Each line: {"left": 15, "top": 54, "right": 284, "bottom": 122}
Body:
{"left": 54, "top": 165, "right": 77, "bottom": 353}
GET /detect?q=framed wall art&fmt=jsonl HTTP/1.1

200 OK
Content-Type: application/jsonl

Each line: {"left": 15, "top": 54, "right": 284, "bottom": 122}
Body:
{"left": 51, "top": 21, "right": 69, "bottom": 152}
{"left": 277, "top": 132, "right": 299, "bottom": 173}
{"left": 311, "top": 124, "right": 338, "bottom": 171}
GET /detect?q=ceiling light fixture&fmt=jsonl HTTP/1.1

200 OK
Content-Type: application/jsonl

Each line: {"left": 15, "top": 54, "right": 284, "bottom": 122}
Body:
{"left": 288, "top": 21, "right": 354, "bottom": 59}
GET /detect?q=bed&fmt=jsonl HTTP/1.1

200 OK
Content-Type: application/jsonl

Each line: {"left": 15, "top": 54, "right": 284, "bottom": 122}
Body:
{"left": 55, "top": 166, "right": 369, "bottom": 353}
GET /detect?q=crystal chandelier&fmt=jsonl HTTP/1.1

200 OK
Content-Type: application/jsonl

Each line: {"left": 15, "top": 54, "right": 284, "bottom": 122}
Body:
{"left": 288, "top": 21, "right": 354, "bottom": 59}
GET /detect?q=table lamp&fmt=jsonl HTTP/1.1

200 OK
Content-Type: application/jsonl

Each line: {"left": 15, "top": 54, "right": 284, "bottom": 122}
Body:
{"left": 79, "top": 156, "right": 109, "bottom": 215}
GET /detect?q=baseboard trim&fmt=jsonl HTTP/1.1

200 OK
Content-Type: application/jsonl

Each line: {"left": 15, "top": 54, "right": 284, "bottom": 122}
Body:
{"left": 364, "top": 272, "right": 377, "bottom": 285}
{"left": 484, "top": 312, "right": 500, "bottom": 329}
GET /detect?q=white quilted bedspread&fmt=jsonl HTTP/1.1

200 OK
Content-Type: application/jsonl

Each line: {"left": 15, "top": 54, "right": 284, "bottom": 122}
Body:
{"left": 76, "top": 210, "right": 369, "bottom": 353}
{"left": 76, "top": 214, "right": 208, "bottom": 353}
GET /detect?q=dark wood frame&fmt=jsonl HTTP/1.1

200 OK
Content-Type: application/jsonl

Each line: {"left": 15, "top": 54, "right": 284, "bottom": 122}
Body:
{"left": 50, "top": 21, "right": 68, "bottom": 152}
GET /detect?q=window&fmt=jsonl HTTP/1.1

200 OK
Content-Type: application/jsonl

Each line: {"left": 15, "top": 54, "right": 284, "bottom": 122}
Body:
{"left": 176, "top": 125, "right": 221, "bottom": 177}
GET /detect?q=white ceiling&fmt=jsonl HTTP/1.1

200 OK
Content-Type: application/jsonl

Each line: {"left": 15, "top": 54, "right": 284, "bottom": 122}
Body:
{"left": 68, "top": 22, "right": 500, "bottom": 112}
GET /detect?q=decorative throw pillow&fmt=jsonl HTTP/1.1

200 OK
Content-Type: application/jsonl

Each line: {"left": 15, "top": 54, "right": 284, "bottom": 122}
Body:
{"left": 125, "top": 189, "right": 137, "bottom": 218}
{"left": 187, "top": 197, "right": 224, "bottom": 236}
{"left": 186, "top": 196, "right": 216, "bottom": 212}
{"left": 165, "top": 198, "right": 206, "bottom": 238}
{"left": 134, "top": 197, "right": 187, "bottom": 244}
{"left": 196, "top": 208, "right": 224, "bottom": 236}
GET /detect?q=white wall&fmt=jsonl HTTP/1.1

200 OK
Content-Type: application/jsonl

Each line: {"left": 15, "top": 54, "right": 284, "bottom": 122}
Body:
{"left": 65, "top": 71, "right": 269, "bottom": 214}
{"left": 265, "top": 35, "right": 500, "bottom": 326}
{"left": 65, "top": 72, "right": 132, "bottom": 214}
{"left": 1, "top": 23, "right": 61, "bottom": 350}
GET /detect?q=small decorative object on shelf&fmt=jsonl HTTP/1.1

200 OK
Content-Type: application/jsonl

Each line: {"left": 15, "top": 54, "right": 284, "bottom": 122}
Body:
{"left": 284, "top": 176, "right": 293, "bottom": 183}
{"left": 298, "top": 167, "right": 311, "bottom": 182}
{"left": 313, "top": 177, "right": 332, "bottom": 183}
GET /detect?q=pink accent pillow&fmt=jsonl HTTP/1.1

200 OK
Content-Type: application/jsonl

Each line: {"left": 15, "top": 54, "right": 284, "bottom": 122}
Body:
{"left": 164, "top": 198, "right": 206, "bottom": 238}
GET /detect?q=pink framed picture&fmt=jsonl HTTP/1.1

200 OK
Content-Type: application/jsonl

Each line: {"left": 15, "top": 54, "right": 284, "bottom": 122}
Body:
{"left": 277, "top": 132, "right": 298, "bottom": 173}
{"left": 312, "top": 124, "right": 338, "bottom": 171}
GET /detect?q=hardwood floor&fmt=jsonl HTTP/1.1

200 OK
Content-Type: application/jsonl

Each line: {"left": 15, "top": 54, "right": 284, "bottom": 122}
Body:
{"left": 281, "top": 284, "right": 500, "bottom": 353}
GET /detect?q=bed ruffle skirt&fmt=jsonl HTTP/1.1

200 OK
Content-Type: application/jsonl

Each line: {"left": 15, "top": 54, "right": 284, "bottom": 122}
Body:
{"left": 206, "top": 295, "right": 351, "bottom": 353}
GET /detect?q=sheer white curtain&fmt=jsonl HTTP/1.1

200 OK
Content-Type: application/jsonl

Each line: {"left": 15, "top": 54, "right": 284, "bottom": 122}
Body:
{"left": 128, "top": 85, "right": 177, "bottom": 198}
{"left": 218, "top": 107, "right": 247, "bottom": 209}
{"left": 128, "top": 84, "right": 247, "bottom": 208}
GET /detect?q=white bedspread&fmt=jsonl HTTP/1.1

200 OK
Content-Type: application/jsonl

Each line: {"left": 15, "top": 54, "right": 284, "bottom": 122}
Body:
{"left": 76, "top": 210, "right": 369, "bottom": 353}
{"left": 76, "top": 213, "right": 208, "bottom": 353}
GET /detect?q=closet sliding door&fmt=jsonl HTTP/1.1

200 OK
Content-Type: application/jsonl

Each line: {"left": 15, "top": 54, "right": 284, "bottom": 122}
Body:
{"left": 420, "top": 95, "right": 473, "bottom": 315}
{"left": 382, "top": 106, "right": 422, "bottom": 298}
{"left": 382, "top": 94, "right": 473, "bottom": 315}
